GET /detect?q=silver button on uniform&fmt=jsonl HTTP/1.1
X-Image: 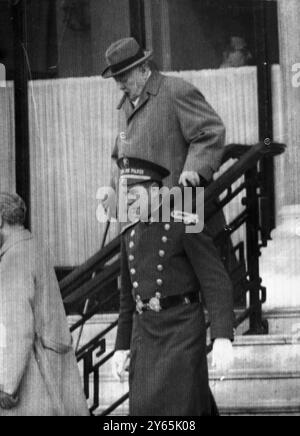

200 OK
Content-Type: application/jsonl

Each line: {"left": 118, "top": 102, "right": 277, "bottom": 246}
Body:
{"left": 156, "top": 279, "right": 163, "bottom": 287}
{"left": 133, "top": 282, "right": 139, "bottom": 289}
{"left": 130, "top": 268, "right": 136, "bottom": 275}
{"left": 159, "top": 250, "right": 165, "bottom": 258}
{"left": 162, "top": 236, "right": 168, "bottom": 243}
{"left": 157, "top": 264, "right": 164, "bottom": 272}
{"left": 131, "top": 230, "right": 135, "bottom": 237}
{"left": 129, "top": 255, "right": 135, "bottom": 262}
{"left": 129, "top": 241, "right": 134, "bottom": 249}
{"left": 164, "top": 224, "right": 171, "bottom": 231}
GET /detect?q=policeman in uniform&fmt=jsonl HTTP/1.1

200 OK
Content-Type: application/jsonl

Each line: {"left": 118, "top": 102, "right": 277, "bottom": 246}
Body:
{"left": 112, "top": 157, "right": 234, "bottom": 416}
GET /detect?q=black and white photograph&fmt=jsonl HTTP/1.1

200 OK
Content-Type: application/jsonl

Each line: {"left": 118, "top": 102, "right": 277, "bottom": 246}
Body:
{"left": 0, "top": 0, "right": 299, "bottom": 419}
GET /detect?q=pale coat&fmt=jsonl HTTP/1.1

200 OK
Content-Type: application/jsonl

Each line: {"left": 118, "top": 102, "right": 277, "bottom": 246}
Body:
{"left": 0, "top": 229, "right": 89, "bottom": 416}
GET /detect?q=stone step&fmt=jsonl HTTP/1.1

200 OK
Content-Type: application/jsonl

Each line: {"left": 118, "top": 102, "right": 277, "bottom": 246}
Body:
{"left": 69, "top": 307, "right": 300, "bottom": 349}
{"left": 210, "top": 371, "right": 300, "bottom": 408}
{"left": 263, "top": 308, "right": 300, "bottom": 335}
{"left": 92, "top": 371, "right": 300, "bottom": 416}
{"left": 209, "top": 335, "right": 300, "bottom": 373}
{"left": 78, "top": 334, "right": 300, "bottom": 381}
{"left": 88, "top": 362, "right": 300, "bottom": 413}
{"left": 69, "top": 314, "right": 118, "bottom": 351}
{"left": 218, "top": 403, "right": 300, "bottom": 416}
{"left": 95, "top": 405, "right": 129, "bottom": 417}
{"left": 88, "top": 379, "right": 129, "bottom": 413}
{"left": 69, "top": 313, "right": 300, "bottom": 416}
{"left": 95, "top": 404, "right": 300, "bottom": 417}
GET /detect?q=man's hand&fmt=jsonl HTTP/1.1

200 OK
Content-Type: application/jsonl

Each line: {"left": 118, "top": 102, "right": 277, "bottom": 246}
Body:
{"left": 112, "top": 350, "right": 130, "bottom": 382}
{"left": 211, "top": 338, "right": 234, "bottom": 373}
{"left": 96, "top": 187, "right": 118, "bottom": 223}
{"left": 0, "top": 391, "right": 19, "bottom": 410}
{"left": 179, "top": 171, "right": 200, "bottom": 187}
{"left": 99, "top": 194, "right": 112, "bottom": 218}
{"left": 97, "top": 187, "right": 116, "bottom": 215}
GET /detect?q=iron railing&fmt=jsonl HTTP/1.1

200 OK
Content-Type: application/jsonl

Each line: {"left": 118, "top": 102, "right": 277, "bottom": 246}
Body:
{"left": 61, "top": 141, "right": 285, "bottom": 415}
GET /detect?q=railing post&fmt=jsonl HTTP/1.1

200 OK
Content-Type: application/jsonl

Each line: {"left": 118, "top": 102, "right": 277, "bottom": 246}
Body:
{"left": 253, "top": 0, "right": 277, "bottom": 242}
{"left": 244, "top": 165, "right": 268, "bottom": 335}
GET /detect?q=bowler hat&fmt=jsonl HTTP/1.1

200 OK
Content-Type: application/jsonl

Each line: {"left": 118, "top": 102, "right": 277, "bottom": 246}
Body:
{"left": 102, "top": 37, "right": 153, "bottom": 79}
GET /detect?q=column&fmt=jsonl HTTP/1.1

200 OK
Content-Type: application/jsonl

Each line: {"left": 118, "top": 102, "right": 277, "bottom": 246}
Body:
{"left": 261, "top": 0, "right": 300, "bottom": 309}
{"left": 277, "top": 0, "right": 300, "bottom": 206}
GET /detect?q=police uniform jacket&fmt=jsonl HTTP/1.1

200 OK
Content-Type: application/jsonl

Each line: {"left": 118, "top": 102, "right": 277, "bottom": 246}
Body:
{"left": 115, "top": 217, "right": 234, "bottom": 351}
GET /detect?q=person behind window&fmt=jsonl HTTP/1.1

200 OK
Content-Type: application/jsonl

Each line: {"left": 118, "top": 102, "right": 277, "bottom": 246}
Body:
{"left": 220, "top": 36, "right": 252, "bottom": 68}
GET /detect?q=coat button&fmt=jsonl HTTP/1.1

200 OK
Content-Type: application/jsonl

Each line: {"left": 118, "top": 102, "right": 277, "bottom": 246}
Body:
{"left": 161, "top": 236, "right": 168, "bottom": 243}
{"left": 157, "top": 264, "right": 164, "bottom": 272}
{"left": 164, "top": 224, "right": 171, "bottom": 231}
{"left": 130, "top": 268, "right": 136, "bottom": 275}
{"left": 156, "top": 279, "right": 163, "bottom": 287}
{"left": 133, "top": 282, "right": 139, "bottom": 289}
{"left": 129, "top": 241, "right": 135, "bottom": 249}
{"left": 159, "top": 250, "right": 165, "bottom": 258}
{"left": 129, "top": 255, "right": 135, "bottom": 262}
{"left": 131, "top": 230, "right": 135, "bottom": 237}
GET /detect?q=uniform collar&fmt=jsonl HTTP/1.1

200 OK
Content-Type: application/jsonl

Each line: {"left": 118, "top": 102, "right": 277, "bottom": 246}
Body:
{"left": 0, "top": 227, "right": 32, "bottom": 258}
{"left": 121, "top": 213, "right": 160, "bottom": 234}
{"left": 121, "top": 219, "right": 140, "bottom": 235}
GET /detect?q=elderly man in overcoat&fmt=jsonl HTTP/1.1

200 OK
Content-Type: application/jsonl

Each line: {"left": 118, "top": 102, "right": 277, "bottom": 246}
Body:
{"left": 0, "top": 193, "right": 89, "bottom": 416}
{"left": 102, "top": 37, "right": 226, "bottom": 194}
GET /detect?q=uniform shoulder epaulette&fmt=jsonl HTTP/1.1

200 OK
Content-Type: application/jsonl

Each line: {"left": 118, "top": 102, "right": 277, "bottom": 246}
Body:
{"left": 171, "top": 210, "right": 199, "bottom": 225}
{"left": 121, "top": 220, "right": 139, "bottom": 235}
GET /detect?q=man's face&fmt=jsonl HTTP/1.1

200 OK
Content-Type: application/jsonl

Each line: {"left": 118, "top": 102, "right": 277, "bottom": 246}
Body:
{"left": 114, "top": 66, "right": 147, "bottom": 101}
{"left": 124, "top": 181, "right": 161, "bottom": 222}
{"left": 126, "top": 183, "right": 150, "bottom": 221}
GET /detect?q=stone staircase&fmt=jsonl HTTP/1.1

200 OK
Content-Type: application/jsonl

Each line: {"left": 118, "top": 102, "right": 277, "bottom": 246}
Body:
{"left": 209, "top": 334, "right": 300, "bottom": 416}
{"left": 69, "top": 308, "right": 300, "bottom": 416}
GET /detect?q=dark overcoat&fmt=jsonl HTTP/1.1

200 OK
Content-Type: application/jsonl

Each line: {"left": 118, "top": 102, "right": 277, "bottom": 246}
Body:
{"left": 115, "top": 217, "right": 234, "bottom": 416}
{"left": 111, "top": 70, "right": 226, "bottom": 190}
{"left": 111, "top": 70, "right": 230, "bottom": 246}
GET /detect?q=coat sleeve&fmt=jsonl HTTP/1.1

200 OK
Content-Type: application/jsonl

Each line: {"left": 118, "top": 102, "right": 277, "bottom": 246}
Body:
{"left": 0, "top": 254, "right": 35, "bottom": 395}
{"left": 115, "top": 236, "right": 135, "bottom": 351}
{"left": 183, "top": 229, "right": 234, "bottom": 341}
{"left": 173, "top": 80, "right": 226, "bottom": 181}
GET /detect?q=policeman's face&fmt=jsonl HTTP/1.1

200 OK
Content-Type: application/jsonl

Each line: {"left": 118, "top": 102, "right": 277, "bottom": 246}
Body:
{"left": 126, "top": 182, "right": 159, "bottom": 221}
{"left": 114, "top": 65, "right": 148, "bottom": 101}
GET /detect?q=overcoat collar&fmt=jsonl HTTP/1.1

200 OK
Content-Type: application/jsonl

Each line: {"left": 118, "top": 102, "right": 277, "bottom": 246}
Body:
{"left": 0, "top": 227, "right": 32, "bottom": 259}
{"left": 117, "top": 71, "right": 164, "bottom": 122}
